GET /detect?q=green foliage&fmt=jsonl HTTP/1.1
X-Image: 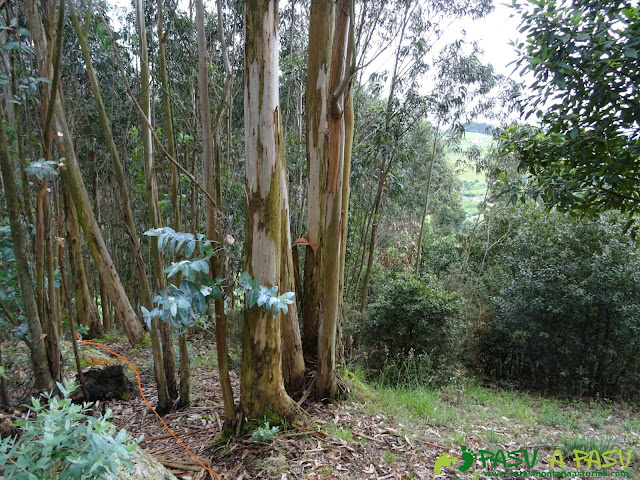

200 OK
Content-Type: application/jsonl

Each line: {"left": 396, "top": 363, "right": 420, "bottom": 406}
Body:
{"left": 475, "top": 205, "right": 640, "bottom": 398}
{"left": 361, "top": 273, "right": 463, "bottom": 386}
{"left": 143, "top": 227, "right": 212, "bottom": 259}
{"left": 249, "top": 417, "right": 280, "bottom": 443}
{"left": 141, "top": 228, "right": 221, "bottom": 330}
{"left": 364, "top": 273, "right": 462, "bottom": 359}
{"left": 237, "top": 272, "right": 295, "bottom": 317}
{"left": 24, "top": 159, "right": 59, "bottom": 181}
{"left": 415, "top": 225, "right": 460, "bottom": 275}
{"left": 0, "top": 379, "right": 140, "bottom": 480}
{"left": 501, "top": 0, "right": 640, "bottom": 223}
{"left": 141, "top": 228, "right": 295, "bottom": 331}
{"left": 0, "top": 224, "right": 29, "bottom": 344}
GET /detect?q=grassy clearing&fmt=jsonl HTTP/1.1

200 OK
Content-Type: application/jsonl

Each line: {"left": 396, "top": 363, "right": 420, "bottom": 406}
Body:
{"left": 344, "top": 370, "right": 640, "bottom": 476}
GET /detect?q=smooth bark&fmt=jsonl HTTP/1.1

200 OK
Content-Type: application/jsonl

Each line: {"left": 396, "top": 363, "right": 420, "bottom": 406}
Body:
{"left": 63, "top": 182, "right": 103, "bottom": 338}
{"left": 195, "top": 0, "right": 235, "bottom": 428}
{"left": 68, "top": 4, "right": 154, "bottom": 335}
{"left": 242, "top": 0, "right": 298, "bottom": 420}
{"left": 27, "top": 0, "right": 144, "bottom": 345}
{"left": 135, "top": 0, "right": 177, "bottom": 408}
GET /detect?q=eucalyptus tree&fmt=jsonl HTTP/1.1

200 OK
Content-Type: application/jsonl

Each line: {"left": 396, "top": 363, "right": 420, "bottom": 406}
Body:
{"left": 68, "top": 3, "right": 152, "bottom": 334}
{"left": 278, "top": 0, "right": 308, "bottom": 394}
{"left": 25, "top": 0, "right": 144, "bottom": 346}
{"left": 0, "top": 98, "right": 53, "bottom": 391}
{"left": 414, "top": 42, "right": 502, "bottom": 274}
{"left": 302, "top": 0, "right": 356, "bottom": 399}
{"left": 351, "top": 0, "right": 494, "bottom": 311}
{"left": 132, "top": 0, "right": 179, "bottom": 410}
{"left": 242, "top": 0, "right": 299, "bottom": 418}
{"left": 194, "top": 0, "right": 235, "bottom": 427}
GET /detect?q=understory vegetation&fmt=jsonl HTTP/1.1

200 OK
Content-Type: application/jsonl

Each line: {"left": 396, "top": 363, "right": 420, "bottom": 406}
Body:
{"left": 343, "top": 203, "right": 640, "bottom": 403}
{"left": 1, "top": 0, "right": 640, "bottom": 477}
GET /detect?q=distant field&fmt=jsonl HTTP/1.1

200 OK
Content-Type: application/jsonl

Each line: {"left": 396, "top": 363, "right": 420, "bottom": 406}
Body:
{"left": 447, "top": 131, "right": 493, "bottom": 219}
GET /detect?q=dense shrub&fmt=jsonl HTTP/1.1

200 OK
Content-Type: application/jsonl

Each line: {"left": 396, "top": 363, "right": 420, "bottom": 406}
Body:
{"left": 476, "top": 207, "right": 640, "bottom": 399}
{"left": 361, "top": 273, "right": 463, "bottom": 386}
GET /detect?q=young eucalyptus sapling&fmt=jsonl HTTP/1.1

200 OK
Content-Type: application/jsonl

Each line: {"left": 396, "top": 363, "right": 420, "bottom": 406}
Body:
{"left": 141, "top": 227, "right": 295, "bottom": 330}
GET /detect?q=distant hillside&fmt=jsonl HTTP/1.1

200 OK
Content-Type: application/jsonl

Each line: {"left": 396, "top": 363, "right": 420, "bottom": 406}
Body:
{"left": 465, "top": 122, "right": 496, "bottom": 135}
{"left": 446, "top": 131, "right": 493, "bottom": 220}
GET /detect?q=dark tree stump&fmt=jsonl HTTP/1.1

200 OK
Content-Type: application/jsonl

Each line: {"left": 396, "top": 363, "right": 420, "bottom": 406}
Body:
{"left": 72, "top": 365, "right": 136, "bottom": 403}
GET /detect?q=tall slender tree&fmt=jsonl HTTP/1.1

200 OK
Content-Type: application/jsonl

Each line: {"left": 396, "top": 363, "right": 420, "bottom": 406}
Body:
{"left": 242, "top": 0, "right": 298, "bottom": 419}
{"left": 303, "top": 0, "right": 355, "bottom": 399}
{"left": 26, "top": 0, "right": 144, "bottom": 345}
{"left": 195, "top": 0, "right": 235, "bottom": 428}
{"left": 135, "top": 0, "right": 178, "bottom": 408}
{"left": 0, "top": 99, "right": 53, "bottom": 392}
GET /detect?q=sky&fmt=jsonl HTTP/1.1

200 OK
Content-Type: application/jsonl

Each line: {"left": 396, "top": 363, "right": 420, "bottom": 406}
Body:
{"left": 462, "top": 2, "right": 524, "bottom": 80}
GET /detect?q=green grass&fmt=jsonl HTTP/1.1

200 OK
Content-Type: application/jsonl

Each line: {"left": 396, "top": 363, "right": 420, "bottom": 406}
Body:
{"left": 560, "top": 436, "right": 618, "bottom": 458}
{"left": 352, "top": 376, "right": 640, "bottom": 475}
{"left": 382, "top": 447, "right": 397, "bottom": 464}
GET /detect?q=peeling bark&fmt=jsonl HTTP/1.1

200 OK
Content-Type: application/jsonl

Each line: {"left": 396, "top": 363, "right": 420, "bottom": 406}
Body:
{"left": 242, "top": 0, "right": 298, "bottom": 420}
{"left": 304, "top": 0, "right": 354, "bottom": 400}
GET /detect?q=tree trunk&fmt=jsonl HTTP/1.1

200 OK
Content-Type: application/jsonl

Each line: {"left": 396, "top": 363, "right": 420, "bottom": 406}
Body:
{"left": 68, "top": 5, "right": 153, "bottom": 329}
{"left": 337, "top": 87, "right": 354, "bottom": 364}
{"left": 348, "top": 207, "right": 372, "bottom": 300}
{"left": 414, "top": 125, "right": 440, "bottom": 275}
{"left": 242, "top": 0, "right": 298, "bottom": 420}
{"left": 157, "top": 0, "right": 190, "bottom": 407}
{"left": 0, "top": 98, "right": 53, "bottom": 392}
{"left": 304, "top": 0, "right": 353, "bottom": 400}
{"left": 359, "top": 178, "right": 383, "bottom": 312}
{"left": 135, "top": 0, "right": 177, "bottom": 407}
{"left": 302, "top": 0, "right": 333, "bottom": 359}
{"left": 358, "top": 3, "right": 409, "bottom": 312}
{"left": 93, "top": 173, "right": 112, "bottom": 330}
{"left": 0, "top": 345, "right": 9, "bottom": 407}
{"left": 279, "top": 163, "right": 305, "bottom": 395}
{"left": 63, "top": 182, "right": 103, "bottom": 338}
{"left": 27, "top": 0, "right": 144, "bottom": 345}
{"left": 276, "top": 0, "right": 306, "bottom": 396}
{"left": 195, "top": 0, "right": 235, "bottom": 429}
{"left": 35, "top": 179, "right": 60, "bottom": 382}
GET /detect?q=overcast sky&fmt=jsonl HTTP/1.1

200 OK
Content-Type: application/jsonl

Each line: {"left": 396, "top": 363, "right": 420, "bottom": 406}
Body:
{"left": 459, "top": 2, "right": 523, "bottom": 80}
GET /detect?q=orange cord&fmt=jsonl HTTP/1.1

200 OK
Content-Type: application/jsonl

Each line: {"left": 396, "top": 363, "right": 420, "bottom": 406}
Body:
{"left": 76, "top": 333, "right": 222, "bottom": 479}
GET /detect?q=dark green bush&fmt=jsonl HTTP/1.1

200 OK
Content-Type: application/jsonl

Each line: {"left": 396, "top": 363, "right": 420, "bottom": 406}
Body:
{"left": 476, "top": 207, "right": 640, "bottom": 399}
{"left": 361, "top": 273, "right": 463, "bottom": 386}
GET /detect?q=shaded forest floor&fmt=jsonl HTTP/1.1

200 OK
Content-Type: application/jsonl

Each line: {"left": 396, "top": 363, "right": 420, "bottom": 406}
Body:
{"left": 2, "top": 334, "right": 640, "bottom": 479}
